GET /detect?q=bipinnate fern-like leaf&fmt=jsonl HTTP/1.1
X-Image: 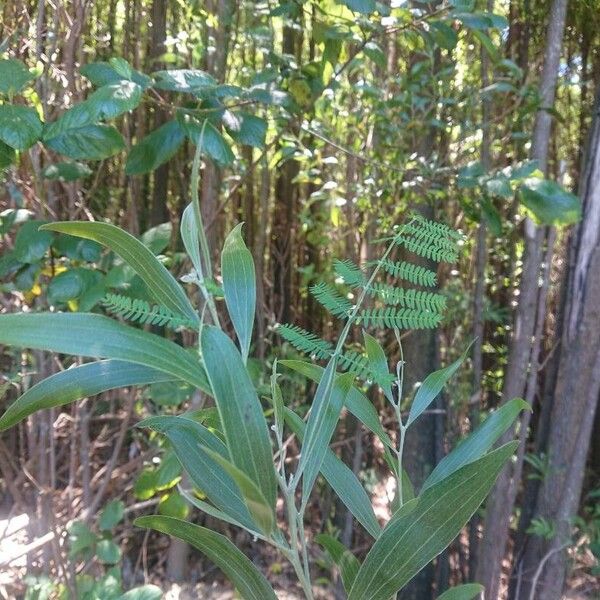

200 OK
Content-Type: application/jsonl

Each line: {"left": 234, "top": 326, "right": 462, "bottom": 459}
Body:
{"left": 334, "top": 259, "right": 365, "bottom": 286}
{"left": 365, "top": 283, "right": 446, "bottom": 312}
{"left": 102, "top": 293, "right": 196, "bottom": 330}
{"left": 358, "top": 307, "right": 442, "bottom": 329}
{"left": 377, "top": 259, "right": 438, "bottom": 287}
{"left": 277, "top": 324, "right": 333, "bottom": 360}
{"left": 309, "top": 282, "right": 354, "bottom": 318}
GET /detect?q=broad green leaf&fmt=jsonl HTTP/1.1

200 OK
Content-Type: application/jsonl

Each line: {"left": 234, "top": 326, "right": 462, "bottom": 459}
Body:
{"left": 201, "top": 327, "right": 277, "bottom": 508}
{"left": 44, "top": 123, "right": 125, "bottom": 160}
{"left": 0, "top": 105, "right": 42, "bottom": 150}
{"left": 472, "top": 30, "right": 501, "bottom": 63}
{"left": 225, "top": 112, "right": 267, "bottom": 148}
{"left": 0, "top": 359, "right": 170, "bottom": 431}
{"left": 280, "top": 360, "right": 393, "bottom": 449}
{"left": 135, "top": 516, "right": 278, "bottom": 600}
{"left": 138, "top": 415, "right": 256, "bottom": 531}
{"left": 42, "top": 161, "right": 92, "bottom": 181}
{"left": 125, "top": 120, "right": 186, "bottom": 175}
{"left": 0, "top": 59, "right": 35, "bottom": 94}
{"left": 348, "top": 442, "right": 518, "bottom": 600}
{"left": 96, "top": 539, "right": 121, "bottom": 564}
{"left": 44, "top": 81, "right": 142, "bottom": 140}
{"left": 519, "top": 177, "right": 581, "bottom": 226}
{"left": 158, "top": 491, "right": 189, "bottom": 519}
{"left": 121, "top": 585, "right": 163, "bottom": 600}
{"left": 284, "top": 408, "right": 381, "bottom": 539}
{"left": 363, "top": 331, "right": 393, "bottom": 402}
{"left": 204, "top": 448, "right": 275, "bottom": 535}
{"left": 221, "top": 223, "right": 256, "bottom": 361}
{"left": 152, "top": 69, "right": 216, "bottom": 93}
{"left": 315, "top": 533, "right": 361, "bottom": 593}
{"left": 0, "top": 140, "right": 15, "bottom": 169}
{"left": 342, "top": 0, "right": 376, "bottom": 14}
{"left": 406, "top": 343, "right": 472, "bottom": 428}
{"left": 180, "top": 203, "right": 203, "bottom": 275}
{"left": 14, "top": 220, "right": 53, "bottom": 263}
{"left": 299, "top": 369, "right": 354, "bottom": 500}
{"left": 140, "top": 222, "right": 172, "bottom": 254}
{"left": 40, "top": 221, "right": 198, "bottom": 324}
{"left": 0, "top": 313, "right": 210, "bottom": 392}
{"left": 99, "top": 500, "right": 125, "bottom": 531}
{"left": 181, "top": 115, "right": 235, "bottom": 165}
{"left": 423, "top": 398, "right": 529, "bottom": 491}
{"left": 80, "top": 61, "right": 152, "bottom": 89}
{"left": 429, "top": 21, "right": 459, "bottom": 50}
{"left": 437, "top": 583, "right": 484, "bottom": 599}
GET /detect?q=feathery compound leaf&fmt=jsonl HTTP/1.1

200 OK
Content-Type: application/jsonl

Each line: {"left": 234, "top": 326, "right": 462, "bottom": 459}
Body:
{"left": 358, "top": 307, "right": 442, "bottom": 330}
{"left": 333, "top": 259, "right": 366, "bottom": 286}
{"left": 377, "top": 259, "right": 438, "bottom": 287}
{"left": 365, "top": 283, "right": 446, "bottom": 312}
{"left": 102, "top": 293, "right": 197, "bottom": 329}
{"left": 310, "top": 282, "right": 354, "bottom": 318}
{"left": 395, "top": 235, "right": 458, "bottom": 263}
{"left": 411, "top": 213, "right": 464, "bottom": 240}
{"left": 277, "top": 324, "right": 333, "bottom": 360}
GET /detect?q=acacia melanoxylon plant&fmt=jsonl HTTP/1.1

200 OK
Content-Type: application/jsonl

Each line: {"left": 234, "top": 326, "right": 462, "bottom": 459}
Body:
{"left": 0, "top": 153, "right": 527, "bottom": 599}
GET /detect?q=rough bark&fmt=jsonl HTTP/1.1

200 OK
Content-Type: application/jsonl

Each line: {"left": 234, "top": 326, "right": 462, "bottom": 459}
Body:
{"left": 517, "top": 86, "right": 600, "bottom": 599}
{"left": 476, "top": 0, "right": 569, "bottom": 596}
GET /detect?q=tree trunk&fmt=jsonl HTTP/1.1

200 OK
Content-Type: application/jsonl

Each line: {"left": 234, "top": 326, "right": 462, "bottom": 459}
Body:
{"left": 517, "top": 85, "right": 600, "bottom": 600}
{"left": 476, "top": 0, "right": 569, "bottom": 596}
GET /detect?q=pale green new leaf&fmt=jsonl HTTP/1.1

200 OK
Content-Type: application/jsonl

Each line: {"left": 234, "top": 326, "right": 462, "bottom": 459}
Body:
{"left": 135, "top": 516, "right": 277, "bottom": 600}
{"left": 201, "top": 326, "right": 277, "bottom": 508}
{"left": 204, "top": 447, "right": 275, "bottom": 535}
{"left": 0, "top": 313, "right": 210, "bottom": 393}
{"left": 137, "top": 415, "right": 256, "bottom": 531}
{"left": 406, "top": 343, "right": 473, "bottom": 427}
{"left": 180, "top": 203, "right": 203, "bottom": 276}
{"left": 437, "top": 583, "right": 484, "bottom": 600}
{"left": 40, "top": 221, "right": 198, "bottom": 324}
{"left": 422, "top": 398, "right": 529, "bottom": 491}
{"left": 363, "top": 331, "right": 393, "bottom": 402}
{"left": 347, "top": 442, "right": 517, "bottom": 600}
{"left": 284, "top": 408, "right": 381, "bottom": 539}
{"left": 315, "top": 533, "right": 361, "bottom": 593}
{"left": 0, "top": 359, "right": 171, "bottom": 431}
{"left": 221, "top": 223, "right": 256, "bottom": 362}
{"left": 280, "top": 360, "right": 393, "bottom": 449}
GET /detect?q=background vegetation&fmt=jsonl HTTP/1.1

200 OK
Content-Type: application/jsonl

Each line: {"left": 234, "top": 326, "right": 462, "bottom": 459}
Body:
{"left": 0, "top": 0, "right": 599, "bottom": 598}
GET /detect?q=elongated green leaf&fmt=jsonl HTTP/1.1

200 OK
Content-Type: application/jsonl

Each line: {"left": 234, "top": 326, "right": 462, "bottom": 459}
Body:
{"left": 135, "top": 516, "right": 277, "bottom": 600}
{"left": 284, "top": 408, "right": 381, "bottom": 539}
{"left": 180, "top": 203, "right": 203, "bottom": 276}
{"left": 0, "top": 359, "right": 171, "bottom": 431}
{"left": 0, "top": 59, "right": 35, "bottom": 94}
{"left": 0, "top": 313, "right": 210, "bottom": 392}
{"left": 316, "top": 534, "right": 361, "bottom": 593}
{"left": 40, "top": 221, "right": 198, "bottom": 324}
{"left": 348, "top": 442, "right": 517, "bottom": 600}
{"left": 0, "top": 105, "right": 42, "bottom": 150}
{"left": 201, "top": 326, "right": 277, "bottom": 508}
{"left": 406, "top": 343, "right": 472, "bottom": 427}
{"left": 437, "top": 583, "right": 484, "bottom": 600}
{"left": 43, "top": 124, "right": 125, "bottom": 160}
{"left": 300, "top": 369, "right": 354, "bottom": 500}
{"left": 125, "top": 120, "right": 186, "bottom": 175}
{"left": 363, "top": 332, "right": 393, "bottom": 402}
{"left": 179, "top": 485, "right": 261, "bottom": 536}
{"left": 422, "top": 398, "right": 529, "bottom": 491}
{"left": 225, "top": 112, "right": 267, "bottom": 148}
{"left": 221, "top": 223, "right": 256, "bottom": 362}
{"left": 204, "top": 447, "right": 275, "bottom": 535}
{"left": 280, "top": 360, "right": 393, "bottom": 449}
{"left": 138, "top": 416, "right": 256, "bottom": 531}
{"left": 182, "top": 116, "right": 235, "bottom": 165}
